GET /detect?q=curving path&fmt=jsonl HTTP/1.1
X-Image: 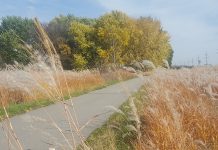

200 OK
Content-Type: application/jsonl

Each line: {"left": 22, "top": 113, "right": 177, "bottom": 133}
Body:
{"left": 0, "top": 77, "right": 145, "bottom": 150}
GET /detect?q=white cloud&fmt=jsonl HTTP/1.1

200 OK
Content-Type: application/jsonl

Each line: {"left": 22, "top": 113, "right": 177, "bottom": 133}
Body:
{"left": 96, "top": 0, "right": 218, "bottom": 65}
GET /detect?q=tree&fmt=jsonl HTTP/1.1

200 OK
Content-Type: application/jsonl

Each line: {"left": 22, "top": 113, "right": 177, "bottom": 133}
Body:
{"left": 68, "top": 21, "right": 97, "bottom": 69}
{"left": 95, "top": 11, "right": 131, "bottom": 65}
{"left": 0, "top": 16, "right": 37, "bottom": 44}
{"left": 0, "top": 12, "right": 173, "bottom": 69}
{"left": 167, "top": 48, "right": 174, "bottom": 66}
{"left": 46, "top": 15, "right": 96, "bottom": 49}
{"left": 122, "top": 18, "right": 142, "bottom": 64}
{"left": 0, "top": 16, "right": 38, "bottom": 66}
{"left": 46, "top": 15, "right": 75, "bottom": 47}
{"left": 45, "top": 12, "right": 173, "bottom": 69}
{"left": 73, "top": 54, "right": 88, "bottom": 70}
{"left": 136, "top": 17, "right": 172, "bottom": 66}
{"left": 46, "top": 15, "right": 97, "bottom": 69}
{"left": 58, "top": 41, "right": 72, "bottom": 69}
{"left": 0, "top": 30, "right": 30, "bottom": 65}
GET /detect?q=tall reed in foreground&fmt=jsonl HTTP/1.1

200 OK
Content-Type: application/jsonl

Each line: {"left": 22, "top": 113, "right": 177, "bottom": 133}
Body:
{"left": 136, "top": 67, "right": 218, "bottom": 150}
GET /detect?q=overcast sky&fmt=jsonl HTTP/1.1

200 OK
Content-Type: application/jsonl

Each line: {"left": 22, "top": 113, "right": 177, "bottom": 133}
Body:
{"left": 0, "top": 0, "right": 218, "bottom": 65}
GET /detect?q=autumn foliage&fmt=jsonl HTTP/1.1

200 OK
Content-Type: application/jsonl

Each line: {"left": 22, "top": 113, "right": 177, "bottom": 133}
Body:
{"left": 0, "top": 11, "right": 173, "bottom": 70}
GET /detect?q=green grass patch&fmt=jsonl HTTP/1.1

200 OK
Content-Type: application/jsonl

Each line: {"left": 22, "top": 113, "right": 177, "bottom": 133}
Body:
{"left": 0, "top": 99, "right": 53, "bottom": 120}
{"left": 78, "top": 101, "right": 133, "bottom": 150}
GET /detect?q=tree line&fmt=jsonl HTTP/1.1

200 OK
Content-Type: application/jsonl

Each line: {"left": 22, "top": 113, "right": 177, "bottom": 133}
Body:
{"left": 0, "top": 11, "right": 173, "bottom": 70}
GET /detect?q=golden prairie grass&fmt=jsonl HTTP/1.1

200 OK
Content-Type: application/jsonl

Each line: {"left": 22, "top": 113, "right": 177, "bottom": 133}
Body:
{"left": 0, "top": 68, "right": 133, "bottom": 106}
{"left": 136, "top": 67, "right": 218, "bottom": 150}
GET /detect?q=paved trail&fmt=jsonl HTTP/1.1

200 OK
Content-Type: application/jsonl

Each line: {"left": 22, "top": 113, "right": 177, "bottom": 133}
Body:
{"left": 0, "top": 77, "right": 145, "bottom": 150}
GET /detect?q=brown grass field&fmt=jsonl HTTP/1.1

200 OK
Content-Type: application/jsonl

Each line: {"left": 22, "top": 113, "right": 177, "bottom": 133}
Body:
{"left": 135, "top": 67, "right": 218, "bottom": 150}
{"left": 0, "top": 67, "right": 134, "bottom": 107}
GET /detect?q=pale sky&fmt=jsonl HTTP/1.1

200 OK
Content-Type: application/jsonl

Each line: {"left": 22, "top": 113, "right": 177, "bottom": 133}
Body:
{"left": 0, "top": 0, "right": 218, "bottom": 65}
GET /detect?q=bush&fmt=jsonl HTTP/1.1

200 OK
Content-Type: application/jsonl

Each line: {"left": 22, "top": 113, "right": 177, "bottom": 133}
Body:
{"left": 131, "top": 61, "right": 144, "bottom": 71}
{"left": 162, "top": 59, "right": 170, "bottom": 69}
{"left": 142, "top": 60, "right": 155, "bottom": 71}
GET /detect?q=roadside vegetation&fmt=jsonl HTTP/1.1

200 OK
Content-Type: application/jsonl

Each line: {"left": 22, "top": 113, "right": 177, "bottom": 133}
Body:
{"left": 80, "top": 88, "right": 147, "bottom": 150}
{"left": 83, "top": 67, "right": 218, "bottom": 150}
{"left": 0, "top": 11, "right": 172, "bottom": 120}
{"left": 0, "top": 19, "right": 138, "bottom": 150}
{"left": 0, "top": 10, "right": 176, "bottom": 149}
{"left": 0, "top": 17, "right": 136, "bottom": 120}
{"left": 1, "top": 8, "right": 217, "bottom": 150}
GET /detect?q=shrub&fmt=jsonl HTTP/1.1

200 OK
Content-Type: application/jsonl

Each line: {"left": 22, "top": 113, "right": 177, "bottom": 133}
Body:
{"left": 142, "top": 60, "right": 155, "bottom": 71}
{"left": 162, "top": 59, "right": 170, "bottom": 69}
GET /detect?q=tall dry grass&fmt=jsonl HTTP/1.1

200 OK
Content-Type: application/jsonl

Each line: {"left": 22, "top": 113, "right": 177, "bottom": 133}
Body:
{"left": 0, "top": 67, "right": 133, "bottom": 106}
{"left": 136, "top": 67, "right": 218, "bottom": 150}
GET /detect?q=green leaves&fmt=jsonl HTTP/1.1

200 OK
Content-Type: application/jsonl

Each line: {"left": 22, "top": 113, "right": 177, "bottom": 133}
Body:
{"left": 68, "top": 21, "right": 97, "bottom": 69}
{"left": 73, "top": 54, "right": 88, "bottom": 70}
{"left": 69, "top": 21, "right": 94, "bottom": 50}
{"left": 0, "top": 16, "right": 36, "bottom": 44}
{"left": 0, "top": 30, "right": 30, "bottom": 66}
{"left": 0, "top": 16, "right": 37, "bottom": 66}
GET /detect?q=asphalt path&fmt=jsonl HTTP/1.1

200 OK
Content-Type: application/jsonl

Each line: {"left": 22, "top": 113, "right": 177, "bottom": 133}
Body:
{"left": 0, "top": 77, "right": 145, "bottom": 150}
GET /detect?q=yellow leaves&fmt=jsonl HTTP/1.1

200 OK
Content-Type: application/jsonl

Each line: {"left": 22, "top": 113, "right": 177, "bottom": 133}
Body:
{"left": 59, "top": 42, "right": 71, "bottom": 55}
{"left": 120, "top": 28, "right": 130, "bottom": 46}
{"left": 95, "top": 12, "right": 133, "bottom": 64}
{"left": 97, "top": 27, "right": 105, "bottom": 38}
{"left": 97, "top": 48, "right": 108, "bottom": 59}
{"left": 54, "top": 12, "right": 173, "bottom": 68}
{"left": 70, "top": 21, "right": 92, "bottom": 35}
{"left": 69, "top": 21, "right": 94, "bottom": 50}
{"left": 73, "top": 54, "right": 88, "bottom": 70}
